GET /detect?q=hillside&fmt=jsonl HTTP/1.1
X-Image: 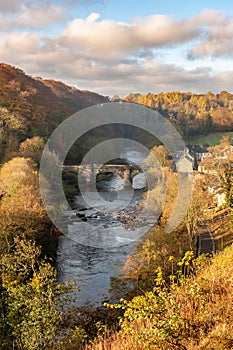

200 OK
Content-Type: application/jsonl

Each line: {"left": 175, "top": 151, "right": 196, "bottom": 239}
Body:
{"left": 0, "top": 63, "right": 108, "bottom": 161}
{"left": 1, "top": 63, "right": 233, "bottom": 163}
{"left": 88, "top": 245, "right": 233, "bottom": 350}
{"left": 189, "top": 131, "right": 233, "bottom": 146}
{"left": 125, "top": 91, "right": 233, "bottom": 139}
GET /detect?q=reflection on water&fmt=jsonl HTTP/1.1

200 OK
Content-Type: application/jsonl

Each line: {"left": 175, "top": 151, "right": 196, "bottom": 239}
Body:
{"left": 58, "top": 235, "right": 134, "bottom": 306}
{"left": 57, "top": 148, "right": 154, "bottom": 306}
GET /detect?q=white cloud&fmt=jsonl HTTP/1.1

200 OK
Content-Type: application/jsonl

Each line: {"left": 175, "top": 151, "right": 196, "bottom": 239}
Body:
{"left": 85, "top": 64, "right": 233, "bottom": 96}
{"left": 0, "top": 32, "right": 40, "bottom": 57}
{"left": 13, "top": 4, "right": 65, "bottom": 28}
{"left": 61, "top": 13, "right": 199, "bottom": 60}
{"left": 59, "top": 0, "right": 107, "bottom": 5}
{"left": 0, "top": 0, "right": 106, "bottom": 19}
{"left": 0, "top": 15, "right": 8, "bottom": 28}
{"left": 60, "top": 10, "right": 233, "bottom": 62}
{"left": 188, "top": 11, "right": 233, "bottom": 58}
{"left": 0, "top": 1, "right": 65, "bottom": 29}
{"left": 67, "top": 60, "right": 233, "bottom": 96}
{"left": 0, "top": 9, "right": 233, "bottom": 95}
{"left": 0, "top": 0, "right": 21, "bottom": 13}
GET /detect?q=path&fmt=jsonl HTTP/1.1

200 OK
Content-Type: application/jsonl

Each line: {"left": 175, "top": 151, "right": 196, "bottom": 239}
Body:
{"left": 196, "top": 224, "right": 216, "bottom": 257}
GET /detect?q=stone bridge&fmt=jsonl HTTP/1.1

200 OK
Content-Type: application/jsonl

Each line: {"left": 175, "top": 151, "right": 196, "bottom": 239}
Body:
{"left": 62, "top": 163, "right": 145, "bottom": 183}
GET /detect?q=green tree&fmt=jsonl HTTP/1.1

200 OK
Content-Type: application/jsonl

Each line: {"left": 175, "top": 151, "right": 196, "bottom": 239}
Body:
{"left": 0, "top": 237, "right": 73, "bottom": 350}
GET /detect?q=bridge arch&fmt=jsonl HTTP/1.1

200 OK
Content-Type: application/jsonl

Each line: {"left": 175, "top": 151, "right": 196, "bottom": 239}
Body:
{"left": 62, "top": 164, "right": 146, "bottom": 185}
{"left": 132, "top": 172, "right": 147, "bottom": 189}
{"left": 97, "top": 164, "right": 143, "bottom": 183}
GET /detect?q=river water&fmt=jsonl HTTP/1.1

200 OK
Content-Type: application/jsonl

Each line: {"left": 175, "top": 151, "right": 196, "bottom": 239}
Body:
{"left": 57, "top": 148, "right": 156, "bottom": 307}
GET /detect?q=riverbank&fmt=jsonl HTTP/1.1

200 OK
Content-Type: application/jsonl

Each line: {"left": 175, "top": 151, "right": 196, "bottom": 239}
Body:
{"left": 57, "top": 171, "right": 152, "bottom": 306}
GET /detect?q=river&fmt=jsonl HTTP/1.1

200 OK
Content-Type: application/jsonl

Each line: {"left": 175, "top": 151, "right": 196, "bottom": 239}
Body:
{"left": 57, "top": 148, "right": 156, "bottom": 307}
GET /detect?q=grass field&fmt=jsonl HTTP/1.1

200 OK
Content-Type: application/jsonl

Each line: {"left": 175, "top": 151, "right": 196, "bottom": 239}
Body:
{"left": 188, "top": 131, "right": 233, "bottom": 146}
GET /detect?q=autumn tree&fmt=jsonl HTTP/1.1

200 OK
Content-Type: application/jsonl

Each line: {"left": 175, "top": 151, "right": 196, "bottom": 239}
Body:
{"left": 0, "top": 237, "right": 74, "bottom": 350}
{"left": 19, "top": 136, "right": 45, "bottom": 165}
{"left": 146, "top": 145, "right": 172, "bottom": 168}
{"left": 183, "top": 179, "right": 207, "bottom": 250}
{"left": 208, "top": 136, "right": 233, "bottom": 209}
{"left": 0, "top": 157, "right": 58, "bottom": 259}
{"left": 125, "top": 91, "right": 233, "bottom": 137}
{"left": 0, "top": 108, "right": 24, "bottom": 161}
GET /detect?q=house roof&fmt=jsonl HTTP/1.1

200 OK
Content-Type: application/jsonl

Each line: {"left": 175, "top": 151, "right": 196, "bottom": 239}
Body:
{"left": 187, "top": 145, "right": 208, "bottom": 153}
{"left": 176, "top": 153, "right": 194, "bottom": 162}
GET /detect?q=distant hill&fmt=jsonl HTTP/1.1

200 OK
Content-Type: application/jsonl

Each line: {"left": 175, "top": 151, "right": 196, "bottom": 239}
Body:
{"left": 0, "top": 63, "right": 108, "bottom": 161}
{"left": 1, "top": 63, "right": 233, "bottom": 163}
{"left": 125, "top": 91, "right": 233, "bottom": 139}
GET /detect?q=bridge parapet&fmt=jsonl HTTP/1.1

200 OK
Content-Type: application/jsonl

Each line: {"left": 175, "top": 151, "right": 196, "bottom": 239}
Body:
{"left": 62, "top": 163, "right": 146, "bottom": 183}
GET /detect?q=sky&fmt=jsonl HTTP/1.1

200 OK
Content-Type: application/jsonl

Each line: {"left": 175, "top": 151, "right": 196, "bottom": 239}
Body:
{"left": 0, "top": 0, "right": 233, "bottom": 96}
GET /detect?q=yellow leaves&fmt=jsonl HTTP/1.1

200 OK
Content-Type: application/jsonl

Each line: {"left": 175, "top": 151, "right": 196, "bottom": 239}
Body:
{"left": 1, "top": 273, "right": 19, "bottom": 289}
{"left": 177, "top": 251, "right": 194, "bottom": 267}
{"left": 30, "top": 274, "right": 44, "bottom": 291}
{"left": 19, "top": 136, "right": 44, "bottom": 165}
{"left": 0, "top": 157, "right": 38, "bottom": 201}
{"left": 92, "top": 246, "right": 233, "bottom": 350}
{"left": 0, "top": 237, "right": 75, "bottom": 350}
{"left": 154, "top": 267, "right": 165, "bottom": 287}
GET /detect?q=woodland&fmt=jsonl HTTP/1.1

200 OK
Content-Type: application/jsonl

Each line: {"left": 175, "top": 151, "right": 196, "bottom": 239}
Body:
{"left": 0, "top": 64, "right": 233, "bottom": 349}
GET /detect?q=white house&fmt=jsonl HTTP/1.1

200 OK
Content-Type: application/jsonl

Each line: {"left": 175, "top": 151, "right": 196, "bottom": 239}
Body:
{"left": 214, "top": 190, "right": 226, "bottom": 207}
{"left": 207, "top": 183, "right": 226, "bottom": 207}
{"left": 176, "top": 153, "right": 194, "bottom": 174}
